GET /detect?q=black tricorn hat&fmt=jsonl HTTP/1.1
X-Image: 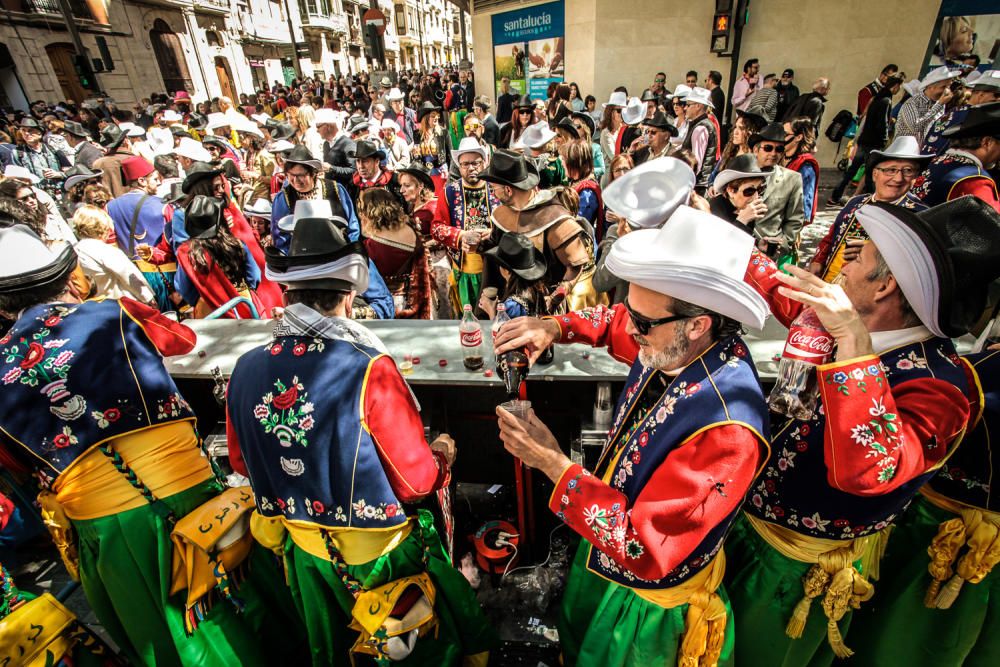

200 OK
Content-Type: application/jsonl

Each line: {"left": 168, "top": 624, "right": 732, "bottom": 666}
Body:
{"left": 183, "top": 195, "right": 224, "bottom": 239}
{"left": 187, "top": 112, "right": 208, "bottom": 130}
{"left": 942, "top": 100, "right": 1000, "bottom": 140}
{"left": 748, "top": 122, "right": 789, "bottom": 148}
{"left": 641, "top": 110, "right": 678, "bottom": 135}
{"left": 416, "top": 101, "right": 442, "bottom": 121}
{"left": 515, "top": 95, "right": 534, "bottom": 109}
{"left": 479, "top": 148, "right": 540, "bottom": 190}
{"left": 484, "top": 232, "right": 547, "bottom": 282}
{"left": 181, "top": 160, "right": 224, "bottom": 194}
{"left": 857, "top": 196, "right": 1000, "bottom": 338}
{"left": 348, "top": 140, "right": 386, "bottom": 161}
{"left": 398, "top": 167, "right": 434, "bottom": 193}
{"left": 98, "top": 124, "right": 127, "bottom": 152}
{"left": 268, "top": 122, "right": 296, "bottom": 141}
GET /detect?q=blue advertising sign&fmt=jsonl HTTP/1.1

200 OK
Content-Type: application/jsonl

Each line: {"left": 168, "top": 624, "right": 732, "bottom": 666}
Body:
{"left": 491, "top": 1, "right": 565, "bottom": 100}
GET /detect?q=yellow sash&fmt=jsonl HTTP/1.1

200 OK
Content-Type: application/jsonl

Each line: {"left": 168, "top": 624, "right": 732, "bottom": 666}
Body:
{"left": 0, "top": 594, "right": 76, "bottom": 667}
{"left": 746, "top": 514, "right": 884, "bottom": 659}
{"left": 249, "top": 511, "right": 413, "bottom": 566}
{"left": 630, "top": 552, "right": 728, "bottom": 667}
{"left": 460, "top": 252, "right": 483, "bottom": 274}
{"left": 135, "top": 259, "right": 178, "bottom": 273}
{"left": 921, "top": 486, "right": 1000, "bottom": 609}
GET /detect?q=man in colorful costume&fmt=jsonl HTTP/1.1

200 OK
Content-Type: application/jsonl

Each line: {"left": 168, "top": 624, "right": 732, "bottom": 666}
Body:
{"left": 910, "top": 101, "right": 1000, "bottom": 212}
{"left": 226, "top": 216, "right": 494, "bottom": 666}
{"left": 0, "top": 225, "right": 299, "bottom": 666}
{"left": 482, "top": 149, "right": 603, "bottom": 313}
{"left": 432, "top": 138, "right": 499, "bottom": 315}
{"left": 495, "top": 206, "right": 772, "bottom": 666}
{"left": 729, "top": 196, "right": 998, "bottom": 665}
{"left": 839, "top": 207, "right": 1000, "bottom": 666}
{"left": 809, "top": 136, "right": 930, "bottom": 282}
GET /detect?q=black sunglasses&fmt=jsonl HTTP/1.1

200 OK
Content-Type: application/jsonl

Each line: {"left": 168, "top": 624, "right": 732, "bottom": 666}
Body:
{"left": 756, "top": 143, "right": 781, "bottom": 153}
{"left": 624, "top": 299, "right": 689, "bottom": 335}
{"left": 740, "top": 184, "right": 766, "bottom": 197}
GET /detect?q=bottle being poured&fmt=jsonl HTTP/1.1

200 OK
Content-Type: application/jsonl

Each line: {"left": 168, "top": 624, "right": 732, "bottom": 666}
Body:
{"left": 493, "top": 304, "right": 531, "bottom": 416}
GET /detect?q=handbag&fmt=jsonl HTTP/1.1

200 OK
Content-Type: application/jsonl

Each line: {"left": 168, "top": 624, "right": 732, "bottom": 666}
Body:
{"left": 0, "top": 592, "right": 120, "bottom": 666}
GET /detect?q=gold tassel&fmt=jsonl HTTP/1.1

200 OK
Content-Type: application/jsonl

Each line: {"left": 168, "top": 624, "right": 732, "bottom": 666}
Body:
{"left": 785, "top": 595, "right": 813, "bottom": 639}
{"left": 934, "top": 574, "right": 964, "bottom": 609}
{"left": 827, "top": 620, "right": 853, "bottom": 659}
{"left": 703, "top": 615, "right": 726, "bottom": 667}
{"left": 924, "top": 518, "right": 966, "bottom": 607}
{"left": 785, "top": 563, "right": 829, "bottom": 638}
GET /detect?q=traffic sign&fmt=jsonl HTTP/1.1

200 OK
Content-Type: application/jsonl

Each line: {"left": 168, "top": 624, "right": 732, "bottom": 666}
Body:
{"left": 363, "top": 8, "right": 387, "bottom": 36}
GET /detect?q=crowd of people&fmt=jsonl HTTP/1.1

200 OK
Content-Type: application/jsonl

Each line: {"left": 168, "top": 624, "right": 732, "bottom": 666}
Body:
{"left": 0, "top": 53, "right": 999, "bottom": 667}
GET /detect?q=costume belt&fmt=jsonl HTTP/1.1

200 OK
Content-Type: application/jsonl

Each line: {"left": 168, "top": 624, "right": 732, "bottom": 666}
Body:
{"left": 40, "top": 421, "right": 213, "bottom": 579}
{"left": 459, "top": 252, "right": 483, "bottom": 274}
{"left": 745, "top": 513, "right": 886, "bottom": 659}
{"left": 920, "top": 486, "right": 1000, "bottom": 609}
{"left": 627, "top": 552, "right": 727, "bottom": 667}
{"left": 135, "top": 260, "right": 178, "bottom": 273}
{"left": 250, "top": 511, "right": 414, "bottom": 569}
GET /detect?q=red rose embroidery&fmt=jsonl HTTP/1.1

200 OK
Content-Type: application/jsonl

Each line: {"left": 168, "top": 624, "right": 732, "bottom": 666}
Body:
{"left": 733, "top": 343, "right": 747, "bottom": 358}
{"left": 631, "top": 450, "right": 641, "bottom": 464}
{"left": 638, "top": 432, "right": 649, "bottom": 447}
{"left": 834, "top": 519, "right": 849, "bottom": 528}
{"left": 773, "top": 507, "right": 785, "bottom": 518}
{"left": 275, "top": 498, "right": 286, "bottom": 510}
{"left": 799, "top": 424, "right": 810, "bottom": 436}
{"left": 293, "top": 343, "right": 307, "bottom": 356}
{"left": 20, "top": 342, "right": 45, "bottom": 369}
{"left": 385, "top": 504, "right": 398, "bottom": 517}
{"left": 764, "top": 479, "right": 776, "bottom": 492}
{"left": 685, "top": 383, "right": 701, "bottom": 395}
{"left": 104, "top": 408, "right": 121, "bottom": 422}
{"left": 796, "top": 442, "right": 808, "bottom": 452}
{"left": 270, "top": 344, "right": 283, "bottom": 356}
{"left": 53, "top": 433, "right": 71, "bottom": 448}
{"left": 44, "top": 315, "right": 61, "bottom": 327}
{"left": 272, "top": 386, "right": 299, "bottom": 410}
{"left": 312, "top": 500, "right": 325, "bottom": 513}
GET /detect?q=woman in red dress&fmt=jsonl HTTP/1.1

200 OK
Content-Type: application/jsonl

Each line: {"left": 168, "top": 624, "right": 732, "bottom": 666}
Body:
{"left": 399, "top": 167, "right": 449, "bottom": 319}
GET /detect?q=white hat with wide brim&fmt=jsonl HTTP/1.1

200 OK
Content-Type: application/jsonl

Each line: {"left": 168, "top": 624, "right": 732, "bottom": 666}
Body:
{"left": 920, "top": 66, "right": 962, "bottom": 90}
{"left": 867, "top": 135, "right": 934, "bottom": 166}
{"left": 605, "top": 205, "right": 769, "bottom": 329}
{"left": 2, "top": 165, "right": 40, "bottom": 184}
{"left": 685, "top": 87, "right": 714, "bottom": 109}
{"left": 452, "top": 136, "right": 489, "bottom": 161}
{"left": 603, "top": 91, "right": 628, "bottom": 108}
{"left": 603, "top": 156, "right": 696, "bottom": 229}
{"left": 516, "top": 121, "right": 557, "bottom": 149}
{"left": 621, "top": 97, "right": 646, "bottom": 126}
{"left": 172, "top": 137, "right": 212, "bottom": 162}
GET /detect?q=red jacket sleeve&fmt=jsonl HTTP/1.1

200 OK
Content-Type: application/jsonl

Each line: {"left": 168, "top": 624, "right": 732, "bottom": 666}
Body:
{"left": 226, "top": 402, "right": 248, "bottom": 477}
{"left": 0, "top": 491, "right": 14, "bottom": 532}
{"left": 743, "top": 250, "right": 803, "bottom": 328}
{"left": 120, "top": 297, "right": 197, "bottom": 356}
{"left": 364, "top": 355, "right": 449, "bottom": 501}
{"left": 949, "top": 178, "right": 1000, "bottom": 214}
{"left": 550, "top": 425, "right": 763, "bottom": 580}
{"left": 545, "top": 304, "right": 638, "bottom": 365}
{"left": 431, "top": 194, "right": 462, "bottom": 250}
{"left": 818, "top": 354, "right": 972, "bottom": 495}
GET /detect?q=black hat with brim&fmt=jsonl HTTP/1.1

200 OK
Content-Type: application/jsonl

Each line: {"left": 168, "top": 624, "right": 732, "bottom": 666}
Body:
{"left": 398, "top": 167, "right": 435, "bottom": 193}
{"left": 98, "top": 124, "right": 127, "bottom": 152}
{"left": 184, "top": 195, "right": 224, "bottom": 239}
{"left": 555, "top": 117, "right": 579, "bottom": 139}
{"left": 571, "top": 112, "right": 596, "bottom": 137}
{"left": 264, "top": 218, "right": 369, "bottom": 292}
{"left": 63, "top": 164, "right": 104, "bottom": 191}
{"left": 484, "top": 231, "right": 547, "bottom": 282}
{"left": 857, "top": 196, "right": 1000, "bottom": 338}
{"left": 640, "top": 89, "right": 658, "bottom": 103}
{"left": 417, "top": 101, "right": 442, "bottom": 121}
{"left": 735, "top": 108, "right": 769, "bottom": 132}
{"left": 479, "top": 148, "right": 540, "bottom": 190}
{"left": 170, "top": 125, "right": 191, "bottom": 138}
{"left": 187, "top": 113, "right": 208, "bottom": 130}
{"left": 348, "top": 140, "right": 386, "bottom": 161}
{"left": 941, "top": 101, "right": 1000, "bottom": 140}
{"left": 181, "top": 161, "right": 225, "bottom": 194}
{"left": 515, "top": 95, "right": 534, "bottom": 110}
{"left": 61, "top": 120, "right": 90, "bottom": 138}
{"left": 748, "top": 122, "right": 789, "bottom": 148}
{"left": 282, "top": 144, "right": 322, "bottom": 171}
{"left": 268, "top": 122, "right": 296, "bottom": 141}
{"left": 200, "top": 135, "right": 229, "bottom": 150}
{"left": 163, "top": 181, "right": 186, "bottom": 205}
{"left": 641, "top": 111, "right": 678, "bottom": 135}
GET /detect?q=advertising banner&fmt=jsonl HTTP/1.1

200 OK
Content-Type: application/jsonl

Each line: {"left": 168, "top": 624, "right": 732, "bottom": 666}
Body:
{"left": 921, "top": 1, "right": 999, "bottom": 75}
{"left": 491, "top": 1, "right": 565, "bottom": 100}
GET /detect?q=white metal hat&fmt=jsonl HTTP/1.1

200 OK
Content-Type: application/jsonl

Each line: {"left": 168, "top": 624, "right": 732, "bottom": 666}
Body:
{"left": 2, "top": 165, "right": 40, "bottom": 184}
{"left": 452, "top": 136, "right": 489, "bottom": 161}
{"left": 602, "top": 91, "right": 628, "bottom": 108}
{"left": 621, "top": 97, "right": 646, "bottom": 126}
{"left": 603, "top": 156, "right": 696, "bottom": 229}
{"left": 920, "top": 66, "right": 962, "bottom": 90}
{"left": 172, "top": 137, "right": 212, "bottom": 162}
{"left": 605, "top": 205, "right": 769, "bottom": 329}
{"left": 685, "top": 87, "right": 714, "bottom": 109}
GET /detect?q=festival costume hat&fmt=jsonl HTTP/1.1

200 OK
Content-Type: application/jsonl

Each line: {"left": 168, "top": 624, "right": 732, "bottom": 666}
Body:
{"left": 514, "top": 121, "right": 557, "bottom": 150}
{"left": 61, "top": 120, "right": 90, "bottom": 139}
{"left": 621, "top": 97, "right": 646, "bottom": 126}
{"left": 98, "top": 124, "right": 127, "bottom": 152}
{"left": 0, "top": 225, "right": 77, "bottom": 296}
{"left": 603, "top": 156, "right": 695, "bottom": 229}
{"left": 161, "top": 109, "right": 183, "bottom": 123}
{"left": 282, "top": 144, "right": 323, "bottom": 171}
{"left": 748, "top": 122, "right": 789, "bottom": 148}
{"left": 233, "top": 118, "right": 264, "bottom": 139}
{"left": 902, "top": 79, "right": 922, "bottom": 98}
{"left": 184, "top": 195, "right": 224, "bottom": 240}
{"left": 187, "top": 112, "right": 209, "bottom": 130}
{"left": 571, "top": 112, "right": 596, "bottom": 137}
{"left": 181, "top": 161, "right": 224, "bottom": 194}
{"left": 452, "top": 137, "right": 489, "bottom": 162}
{"left": 63, "top": 164, "right": 103, "bottom": 191}
{"left": 173, "top": 91, "right": 192, "bottom": 104}
{"left": 314, "top": 108, "right": 341, "bottom": 126}
{"left": 397, "top": 167, "right": 435, "bottom": 193}
{"left": 515, "top": 95, "right": 534, "bottom": 110}
{"left": 267, "top": 139, "right": 295, "bottom": 155}
{"left": 479, "top": 149, "right": 540, "bottom": 190}
{"left": 120, "top": 155, "right": 155, "bottom": 183}
{"left": 866, "top": 135, "right": 935, "bottom": 171}
{"left": 346, "top": 116, "right": 371, "bottom": 135}
{"left": 484, "top": 232, "right": 547, "bottom": 281}
{"left": 243, "top": 198, "right": 273, "bottom": 218}
{"left": 173, "top": 137, "right": 212, "bottom": 163}
{"left": 3, "top": 165, "right": 40, "bottom": 184}
{"left": 685, "top": 87, "right": 715, "bottom": 109}
{"left": 158, "top": 180, "right": 185, "bottom": 205}
{"left": 205, "top": 112, "right": 232, "bottom": 131}
{"left": 641, "top": 111, "right": 678, "bottom": 135}
{"left": 672, "top": 84, "right": 692, "bottom": 101}
{"left": 265, "top": 200, "right": 369, "bottom": 293}
{"left": 18, "top": 118, "right": 40, "bottom": 130}
{"left": 602, "top": 91, "right": 627, "bottom": 109}
{"left": 380, "top": 118, "right": 401, "bottom": 133}
{"left": 713, "top": 154, "right": 766, "bottom": 193}
{"left": 735, "top": 108, "right": 768, "bottom": 131}
{"left": 170, "top": 125, "right": 191, "bottom": 138}
{"left": 200, "top": 135, "right": 231, "bottom": 150}
{"left": 942, "top": 101, "right": 1000, "bottom": 139}
{"left": 968, "top": 70, "right": 1000, "bottom": 91}
{"left": 920, "top": 66, "right": 962, "bottom": 90}
{"left": 268, "top": 122, "right": 296, "bottom": 142}
{"left": 386, "top": 87, "right": 405, "bottom": 101}
{"left": 555, "top": 116, "right": 579, "bottom": 139}
{"left": 416, "top": 101, "right": 442, "bottom": 122}
{"left": 251, "top": 113, "right": 271, "bottom": 126}
{"left": 606, "top": 205, "right": 769, "bottom": 329}
{"left": 640, "top": 89, "right": 659, "bottom": 103}
{"left": 857, "top": 196, "right": 1000, "bottom": 338}
{"left": 349, "top": 140, "right": 386, "bottom": 161}
{"left": 118, "top": 122, "right": 146, "bottom": 138}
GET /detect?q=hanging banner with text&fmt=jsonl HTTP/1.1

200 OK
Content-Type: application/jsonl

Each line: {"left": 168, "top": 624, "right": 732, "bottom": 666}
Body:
{"left": 491, "top": 0, "right": 565, "bottom": 100}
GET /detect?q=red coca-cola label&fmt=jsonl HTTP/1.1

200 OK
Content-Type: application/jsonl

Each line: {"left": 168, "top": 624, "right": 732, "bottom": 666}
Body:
{"left": 782, "top": 325, "right": 834, "bottom": 364}
{"left": 460, "top": 328, "right": 483, "bottom": 347}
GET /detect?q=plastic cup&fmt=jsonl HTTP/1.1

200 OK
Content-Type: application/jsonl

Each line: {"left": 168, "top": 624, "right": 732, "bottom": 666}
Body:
{"left": 500, "top": 399, "right": 532, "bottom": 421}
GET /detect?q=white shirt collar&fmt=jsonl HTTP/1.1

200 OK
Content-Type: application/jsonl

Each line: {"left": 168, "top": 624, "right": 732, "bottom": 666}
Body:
{"left": 870, "top": 325, "right": 933, "bottom": 354}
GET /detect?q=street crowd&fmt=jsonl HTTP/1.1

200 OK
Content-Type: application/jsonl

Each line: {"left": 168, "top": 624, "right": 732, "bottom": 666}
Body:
{"left": 0, "top": 52, "right": 999, "bottom": 667}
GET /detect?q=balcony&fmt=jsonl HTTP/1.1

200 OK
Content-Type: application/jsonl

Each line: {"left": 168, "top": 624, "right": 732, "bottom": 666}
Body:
{"left": 15, "top": 0, "right": 94, "bottom": 20}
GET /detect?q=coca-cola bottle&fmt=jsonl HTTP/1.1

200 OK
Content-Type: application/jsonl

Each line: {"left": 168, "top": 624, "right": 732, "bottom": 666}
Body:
{"left": 768, "top": 308, "right": 834, "bottom": 420}
{"left": 492, "top": 302, "right": 510, "bottom": 341}
{"left": 497, "top": 347, "right": 530, "bottom": 399}
{"left": 460, "top": 304, "right": 484, "bottom": 371}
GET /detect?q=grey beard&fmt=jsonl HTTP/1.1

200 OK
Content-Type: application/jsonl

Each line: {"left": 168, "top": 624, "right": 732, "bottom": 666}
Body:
{"left": 638, "top": 329, "right": 691, "bottom": 373}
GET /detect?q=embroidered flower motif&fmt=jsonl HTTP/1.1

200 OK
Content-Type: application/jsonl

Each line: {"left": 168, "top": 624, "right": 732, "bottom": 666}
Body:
{"left": 280, "top": 457, "right": 305, "bottom": 476}
{"left": 733, "top": 342, "right": 748, "bottom": 358}
{"left": 866, "top": 364, "right": 880, "bottom": 376}
{"left": 631, "top": 450, "right": 641, "bottom": 464}
{"left": 799, "top": 424, "right": 811, "bottom": 437}
{"left": 752, "top": 493, "right": 763, "bottom": 508}
{"left": 684, "top": 382, "right": 702, "bottom": 396}
{"left": 801, "top": 512, "right": 830, "bottom": 532}
{"left": 312, "top": 500, "right": 325, "bottom": 514}
{"left": 257, "top": 377, "right": 314, "bottom": 447}
{"left": 52, "top": 425, "right": 78, "bottom": 449}
{"left": 385, "top": 503, "right": 398, "bottom": 517}
{"left": 831, "top": 371, "right": 848, "bottom": 384}
{"left": 292, "top": 343, "right": 307, "bottom": 356}
{"left": 2, "top": 367, "right": 22, "bottom": 384}
{"left": 269, "top": 344, "right": 283, "bottom": 355}
{"left": 43, "top": 339, "right": 68, "bottom": 349}
{"left": 851, "top": 424, "right": 875, "bottom": 447}
{"left": 850, "top": 368, "right": 865, "bottom": 381}
{"left": 583, "top": 504, "right": 609, "bottom": 528}
{"left": 20, "top": 342, "right": 45, "bottom": 370}
{"left": 896, "top": 359, "right": 913, "bottom": 371}
{"left": 104, "top": 408, "right": 120, "bottom": 422}
{"left": 44, "top": 315, "right": 61, "bottom": 327}
{"left": 638, "top": 432, "right": 649, "bottom": 447}
{"left": 253, "top": 404, "right": 269, "bottom": 420}
{"left": 625, "top": 539, "right": 644, "bottom": 559}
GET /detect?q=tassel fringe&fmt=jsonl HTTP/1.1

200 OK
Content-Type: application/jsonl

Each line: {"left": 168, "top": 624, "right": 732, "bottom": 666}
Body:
{"left": 934, "top": 574, "right": 964, "bottom": 609}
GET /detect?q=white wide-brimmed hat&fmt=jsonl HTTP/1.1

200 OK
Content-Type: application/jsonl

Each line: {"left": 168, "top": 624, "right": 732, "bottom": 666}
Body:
{"left": 867, "top": 135, "right": 934, "bottom": 168}
{"left": 2, "top": 165, "right": 40, "bottom": 184}
{"left": 380, "top": 118, "right": 401, "bottom": 133}
{"left": 243, "top": 198, "right": 273, "bottom": 217}
{"left": 602, "top": 91, "right": 628, "bottom": 108}
{"left": 267, "top": 139, "right": 295, "bottom": 154}
{"left": 516, "top": 121, "right": 557, "bottom": 150}
{"left": 161, "top": 109, "right": 183, "bottom": 123}
{"left": 452, "top": 136, "right": 489, "bottom": 162}
{"left": 603, "top": 156, "right": 696, "bottom": 229}
{"left": 251, "top": 113, "right": 271, "bottom": 126}
{"left": 206, "top": 112, "right": 233, "bottom": 130}
{"left": 118, "top": 122, "right": 146, "bottom": 138}
{"left": 969, "top": 69, "right": 1000, "bottom": 91}
{"left": 685, "top": 87, "right": 714, "bottom": 109}
{"left": 605, "top": 205, "right": 769, "bottom": 329}
{"left": 172, "top": 137, "right": 212, "bottom": 162}
{"left": 920, "top": 66, "right": 962, "bottom": 90}
{"left": 0, "top": 226, "right": 77, "bottom": 296}
{"left": 621, "top": 97, "right": 646, "bottom": 126}
{"left": 233, "top": 118, "right": 264, "bottom": 138}
{"left": 386, "top": 87, "right": 405, "bottom": 101}
{"left": 672, "top": 84, "right": 692, "bottom": 101}
{"left": 901, "top": 78, "right": 921, "bottom": 98}
{"left": 314, "top": 108, "right": 341, "bottom": 126}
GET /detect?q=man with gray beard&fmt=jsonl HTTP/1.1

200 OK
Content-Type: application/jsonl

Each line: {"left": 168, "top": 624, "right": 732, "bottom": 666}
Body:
{"left": 493, "top": 205, "right": 771, "bottom": 666}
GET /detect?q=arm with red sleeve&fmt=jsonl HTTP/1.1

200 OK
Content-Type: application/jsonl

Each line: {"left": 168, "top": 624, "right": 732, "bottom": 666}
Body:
{"left": 743, "top": 250, "right": 803, "bottom": 328}
{"left": 544, "top": 304, "right": 639, "bottom": 366}
{"left": 550, "top": 425, "right": 763, "bottom": 580}
{"left": 430, "top": 192, "right": 462, "bottom": 250}
{"left": 949, "top": 177, "right": 1000, "bottom": 214}
{"left": 363, "top": 355, "right": 450, "bottom": 501}
{"left": 120, "top": 297, "right": 197, "bottom": 357}
{"left": 817, "top": 354, "right": 972, "bottom": 495}
{"left": 810, "top": 211, "right": 842, "bottom": 269}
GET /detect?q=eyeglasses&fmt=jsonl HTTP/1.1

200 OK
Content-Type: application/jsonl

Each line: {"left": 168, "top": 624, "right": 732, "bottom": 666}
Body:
{"left": 874, "top": 166, "right": 919, "bottom": 178}
{"left": 458, "top": 159, "right": 484, "bottom": 170}
{"left": 654, "top": 78, "right": 666, "bottom": 83}
{"left": 285, "top": 170, "right": 312, "bottom": 180}
{"left": 740, "top": 184, "right": 766, "bottom": 197}
{"left": 624, "top": 299, "right": 690, "bottom": 335}
{"left": 756, "top": 143, "right": 781, "bottom": 153}
{"left": 15, "top": 192, "right": 36, "bottom": 202}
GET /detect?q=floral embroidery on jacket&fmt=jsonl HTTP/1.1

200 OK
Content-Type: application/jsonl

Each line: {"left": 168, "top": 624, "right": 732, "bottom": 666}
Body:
{"left": 254, "top": 377, "right": 315, "bottom": 447}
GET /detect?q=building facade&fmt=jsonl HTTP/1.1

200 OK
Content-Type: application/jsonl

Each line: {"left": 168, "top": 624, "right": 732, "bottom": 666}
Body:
{"left": 394, "top": 0, "right": 472, "bottom": 70}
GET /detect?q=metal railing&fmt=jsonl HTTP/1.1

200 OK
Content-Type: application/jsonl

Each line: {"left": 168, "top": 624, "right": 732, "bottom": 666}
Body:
{"left": 20, "top": 0, "right": 94, "bottom": 19}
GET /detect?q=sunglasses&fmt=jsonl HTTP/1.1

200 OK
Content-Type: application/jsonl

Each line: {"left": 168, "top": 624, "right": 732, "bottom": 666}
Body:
{"left": 624, "top": 298, "right": 690, "bottom": 336}
{"left": 756, "top": 143, "right": 781, "bottom": 153}
{"left": 518, "top": 109, "right": 532, "bottom": 115}
{"left": 740, "top": 185, "right": 766, "bottom": 197}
